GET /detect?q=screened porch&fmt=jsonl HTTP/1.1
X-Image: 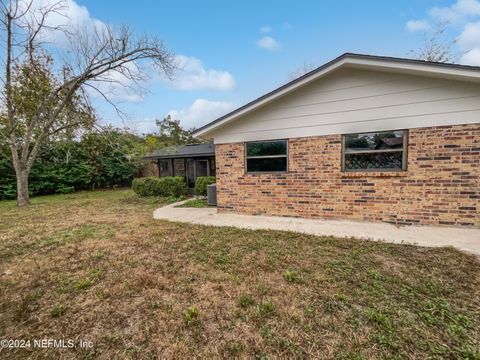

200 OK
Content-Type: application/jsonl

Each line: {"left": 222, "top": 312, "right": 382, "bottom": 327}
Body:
{"left": 143, "top": 143, "right": 216, "bottom": 188}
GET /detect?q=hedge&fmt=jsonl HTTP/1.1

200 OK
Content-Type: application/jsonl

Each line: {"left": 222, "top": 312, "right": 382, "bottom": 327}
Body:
{"left": 1, "top": 131, "right": 139, "bottom": 200}
{"left": 132, "top": 176, "right": 186, "bottom": 197}
{"left": 195, "top": 176, "right": 216, "bottom": 196}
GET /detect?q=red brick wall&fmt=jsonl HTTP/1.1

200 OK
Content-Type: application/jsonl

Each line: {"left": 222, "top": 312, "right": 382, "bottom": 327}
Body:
{"left": 215, "top": 124, "right": 479, "bottom": 227}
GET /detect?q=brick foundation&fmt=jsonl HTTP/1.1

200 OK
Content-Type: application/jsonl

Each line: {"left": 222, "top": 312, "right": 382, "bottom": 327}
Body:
{"left": 215, "top": 124, "right": 479, "bottom": 227}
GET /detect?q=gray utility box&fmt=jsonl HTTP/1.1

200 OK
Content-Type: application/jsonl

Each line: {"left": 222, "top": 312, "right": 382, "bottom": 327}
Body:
{"left": 207, "top": 183, "right": 217, "bottom": 206}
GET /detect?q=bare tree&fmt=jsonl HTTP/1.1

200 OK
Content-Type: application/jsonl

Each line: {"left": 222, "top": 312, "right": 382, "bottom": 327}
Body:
{"left": 0, "top": 0, "right": 174, "bottom": 206}
{"left": 410, "top": 22, "right": 456, "bottom": 63}
{"left": 288, "top": 60, "right": 317, "bottom": 80}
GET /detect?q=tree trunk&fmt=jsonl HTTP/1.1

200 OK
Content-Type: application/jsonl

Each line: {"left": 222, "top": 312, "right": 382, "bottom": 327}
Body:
{"left": 16, "top": 169, "right": 30, "bottom": 206}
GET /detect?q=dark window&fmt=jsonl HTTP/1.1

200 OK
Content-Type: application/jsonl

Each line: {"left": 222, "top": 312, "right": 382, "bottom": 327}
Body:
{"left": 159, "top": 159, "right": 173, "bottom": 176}
{"left": 186, "top": 159, "right": 195, "bottom": 187}
{"left": 174, "top": 159, "right": 185, "bottom": 177}
{"left": 342, "top": 130, "right": 408, "bottom": 171}
{"left": 245, "top": 140, "right": 287, "bottom": 172}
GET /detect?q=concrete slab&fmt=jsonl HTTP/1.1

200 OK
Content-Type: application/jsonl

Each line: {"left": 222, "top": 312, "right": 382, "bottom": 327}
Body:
{"left": 153, "top": 201, "right": 480, "bottom": 256}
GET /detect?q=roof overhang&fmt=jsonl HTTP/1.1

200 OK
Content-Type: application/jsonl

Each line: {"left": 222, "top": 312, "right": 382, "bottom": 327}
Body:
{"left": 143, "top": 152, "right": 215, "bottom": 160}
{"left": 193, "top": 53, "right": 480, "bottom": 139}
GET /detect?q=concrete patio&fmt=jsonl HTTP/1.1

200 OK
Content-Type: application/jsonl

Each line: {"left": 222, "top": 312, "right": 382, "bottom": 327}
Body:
{"left": 153, "top": 200, "right": 480, "bottom": 256}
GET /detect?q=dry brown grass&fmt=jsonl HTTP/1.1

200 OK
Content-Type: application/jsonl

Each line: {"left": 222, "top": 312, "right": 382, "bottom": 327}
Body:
{"left": 0, "top": 189, "right": 479, "bottom": 359}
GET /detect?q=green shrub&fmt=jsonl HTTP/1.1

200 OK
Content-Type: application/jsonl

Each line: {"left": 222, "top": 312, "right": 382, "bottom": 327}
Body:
{"left": 132, "top": 178, "right": 147, "bottom": 196}
{"left": 1, "top": 129, "right": 139, "bottom": 200}
{"left": 143, "top": 177, "right": 160, "bottom": 196}
{"left": 132, "top": 176, "right": 186, "bottom": 197}
{"left": 157, "top": 177, "right": 186, "bottom": 197}
{"left": 195, "top": 176, "right": 216, "bottom": 196}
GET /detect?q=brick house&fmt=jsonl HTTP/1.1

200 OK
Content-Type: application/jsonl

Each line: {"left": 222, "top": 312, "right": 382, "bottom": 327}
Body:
{"left": 193, "top": 54, "right": 479, "bottom": 227}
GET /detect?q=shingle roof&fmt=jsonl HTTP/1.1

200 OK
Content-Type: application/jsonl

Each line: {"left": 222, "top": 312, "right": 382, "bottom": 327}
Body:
{"left": 143, "top": 143, "right": 215, "bottom": 159}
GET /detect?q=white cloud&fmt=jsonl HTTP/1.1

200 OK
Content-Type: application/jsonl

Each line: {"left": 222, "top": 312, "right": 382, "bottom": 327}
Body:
{"left": 407, "top": 0, "right": 480, "bottom": 66}
{"left": 461, "top": 48, "right": 480, "bottom": 64}
{"left": 128, "top": 118, "right": 158, "bottom": 134}
{"left": 128, "top": 98, "right": 235, "bottom": 133}
{"left": 260, "top": 25, "right": 272, "bottom": 33}
{"left": 257, "top": 36, "right": 280, "bottom": 50}
{"left": 457, "top": 20, "right": 480, "bottom": 49}
{"left": 23, "top": 1, "right": 237, "bottom": 103}
{"left": 429, "top": 0, "right": 480, "bottom": 23}
{"left": 167, "top": 99, "right": 235, "bottom": 129}
{"left": 406, "top": 19, "right": 430, "bottom": 32}
{"left": 169, "top": 55, "right": 236, "bottom": 91}
{"left": 87, "top": 63, "right": 145, "bottom": 103}
{"left": 23, "top": 0, "right": 107, "bottom": 46}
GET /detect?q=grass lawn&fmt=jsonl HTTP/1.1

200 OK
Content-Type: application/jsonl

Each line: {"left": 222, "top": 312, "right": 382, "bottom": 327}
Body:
{"left": 176, "top": 198, "right": 209, "bottom": 208}
{"left": 0, "top": 190, "right": 479, "bottom": 359}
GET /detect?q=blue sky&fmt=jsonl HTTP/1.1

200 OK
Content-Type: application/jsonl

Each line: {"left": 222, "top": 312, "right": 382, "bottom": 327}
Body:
{"left": 58, "top": 0, "right": 480, "bottom": 133}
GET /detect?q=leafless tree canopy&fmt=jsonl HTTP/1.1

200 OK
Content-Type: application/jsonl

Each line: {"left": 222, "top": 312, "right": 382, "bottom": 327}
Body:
{"left": 409, "top": 22, "right": 456, "bottom": 63}
{"left": 0, "top": 0, "right": 175, "bottom": 205}
{"left": 288, "top": 60, "right": 318, "bottom": 81}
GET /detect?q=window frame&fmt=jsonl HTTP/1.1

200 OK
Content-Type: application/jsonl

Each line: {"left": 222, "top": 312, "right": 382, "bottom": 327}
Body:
{"left": 244, "top": 139, "right": 288, "bottom": 174}
{"left": 158, "top": 159, "right": 173, "bottom": 176}
{"left": 341, "top": 130, "right": 408, "bottom": 172}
